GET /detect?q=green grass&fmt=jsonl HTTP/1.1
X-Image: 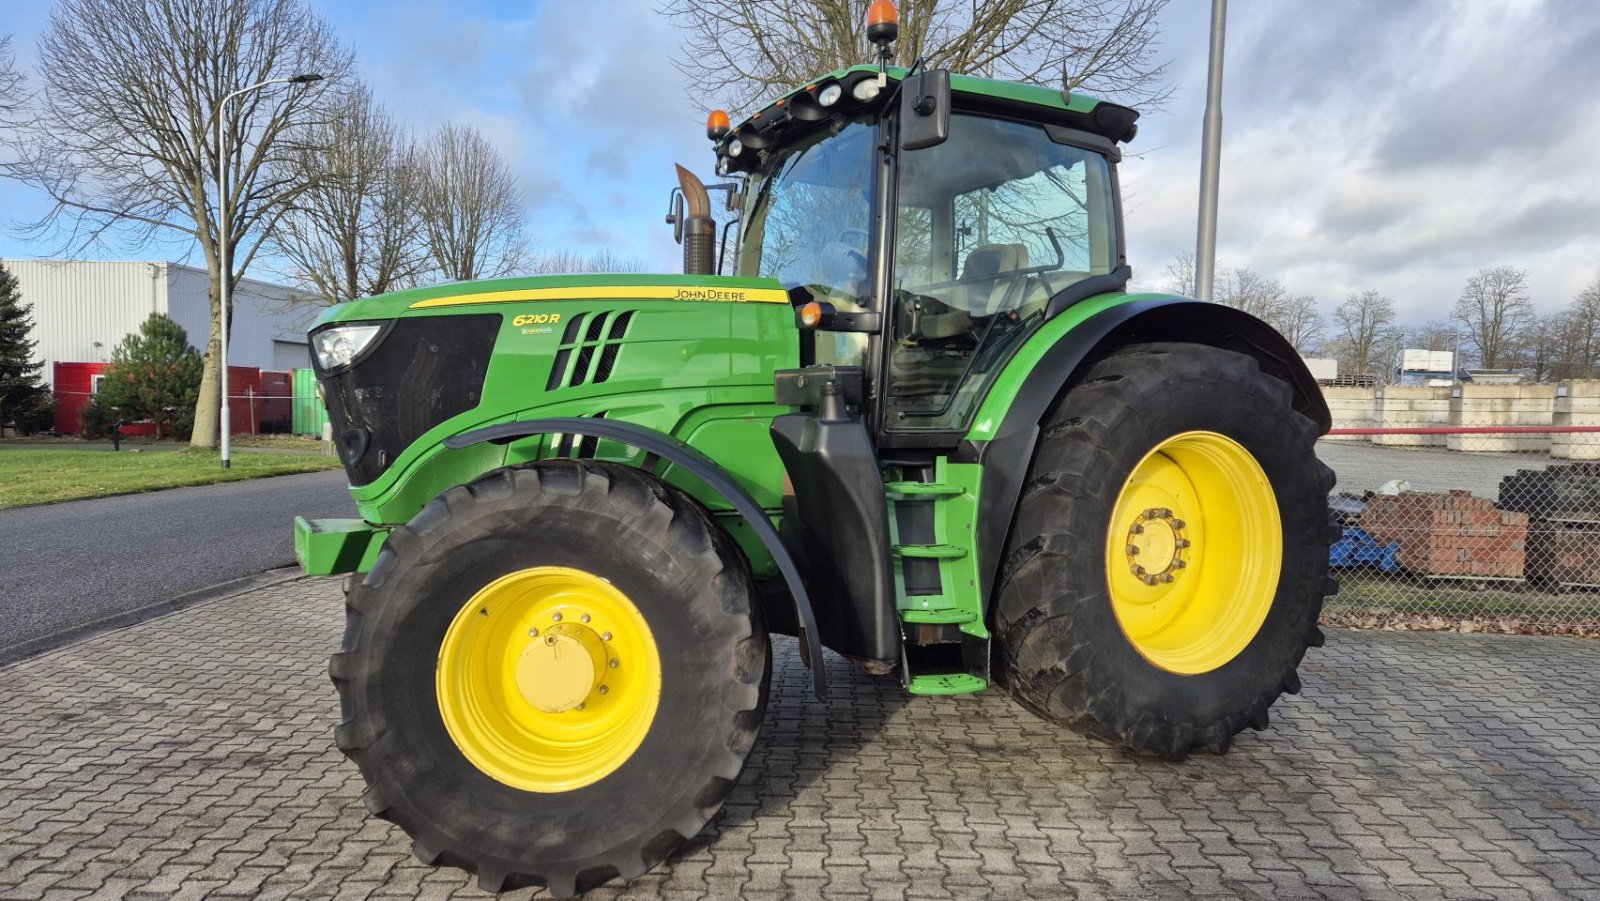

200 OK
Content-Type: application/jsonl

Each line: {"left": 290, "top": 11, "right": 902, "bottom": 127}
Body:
{"left": 0, "top": 447, "right": 342, "bottom": 509}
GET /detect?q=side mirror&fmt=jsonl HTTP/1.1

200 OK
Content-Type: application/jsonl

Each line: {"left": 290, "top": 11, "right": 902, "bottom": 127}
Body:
{"left": 899, "top": 69, "right": 950, "bottom": 151}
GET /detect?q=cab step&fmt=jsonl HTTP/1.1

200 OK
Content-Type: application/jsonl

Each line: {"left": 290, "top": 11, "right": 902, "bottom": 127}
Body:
{"left": 893, "top": 543, "right": 968, "bottom": 560}
{"left": 884, "top": 481, "right": 967, "bottom": 497}
{"left": 907, "top": 673, "right": 988, "bottom": 696}
{"left": 900, "top": 607, "right": 977, "bottom": 625}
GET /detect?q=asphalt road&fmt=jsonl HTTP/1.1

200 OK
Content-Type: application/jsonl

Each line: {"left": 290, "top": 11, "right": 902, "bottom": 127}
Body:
{"left": 0, "top": 469, "right": 354, "bottom": 659}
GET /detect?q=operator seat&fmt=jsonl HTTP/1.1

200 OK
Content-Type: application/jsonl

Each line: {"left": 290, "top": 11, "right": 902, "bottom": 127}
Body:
{"left": 959, "top": 243, "right": 1028, "bottom": 316}
{"left": 888, "top": 243, "right": 1034, "bottom": 404}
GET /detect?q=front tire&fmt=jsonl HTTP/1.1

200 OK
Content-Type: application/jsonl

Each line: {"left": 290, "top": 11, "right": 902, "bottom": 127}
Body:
{"left": 996, "top": 343, "right": 1336, "bottom": 759}
{"left": 331, "top": 461, "right": 769, "bottom": 896}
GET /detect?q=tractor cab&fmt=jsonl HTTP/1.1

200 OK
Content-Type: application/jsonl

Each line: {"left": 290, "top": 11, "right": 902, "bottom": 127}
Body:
{"left": 708, "top": 64, "right": 1137, "bottom": 441}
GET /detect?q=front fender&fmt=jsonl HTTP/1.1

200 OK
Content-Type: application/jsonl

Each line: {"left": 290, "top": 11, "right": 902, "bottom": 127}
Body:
{"left": 444, "top": 417, "right": 827, "bottom": 698}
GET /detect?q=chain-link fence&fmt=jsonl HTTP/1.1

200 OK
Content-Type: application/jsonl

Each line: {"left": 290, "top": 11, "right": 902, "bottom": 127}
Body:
{"left": 45, "top": 387, "right": 330, "bottom": 438}
{"left": 1321, "top": 425, "right": 1600, "bottom": 634}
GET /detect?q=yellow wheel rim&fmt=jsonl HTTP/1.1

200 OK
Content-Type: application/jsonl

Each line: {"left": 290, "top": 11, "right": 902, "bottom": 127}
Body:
{"left": 1105, "top": 431, "right": 1282, "bottom": 675}
{"left": 436, "top": 566, "right": 662, "bottom": 793}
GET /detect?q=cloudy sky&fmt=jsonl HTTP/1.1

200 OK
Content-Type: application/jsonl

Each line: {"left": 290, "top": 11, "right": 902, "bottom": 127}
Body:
{"left": 2, "top": 0, "right": 1597, "bottom": 326}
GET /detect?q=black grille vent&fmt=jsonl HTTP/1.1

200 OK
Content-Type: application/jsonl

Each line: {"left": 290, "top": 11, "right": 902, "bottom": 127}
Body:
{"left": 593, "top": 312, "right": 634, "bottom": 383}
{"left": 546, "top": 310, "right": 637, "bottom": 389}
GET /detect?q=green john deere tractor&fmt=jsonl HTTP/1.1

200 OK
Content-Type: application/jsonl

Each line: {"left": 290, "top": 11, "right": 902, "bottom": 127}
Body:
{"left": 296, "top": 21, "right": 1336, "bottom": 897}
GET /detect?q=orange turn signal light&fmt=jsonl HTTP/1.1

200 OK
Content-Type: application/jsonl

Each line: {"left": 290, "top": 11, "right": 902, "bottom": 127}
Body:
{"left": 799, "top": 301, "right": 824, "bottom": 328}
{"left": 706, "top": 109, "right": 730, "bottom": 142}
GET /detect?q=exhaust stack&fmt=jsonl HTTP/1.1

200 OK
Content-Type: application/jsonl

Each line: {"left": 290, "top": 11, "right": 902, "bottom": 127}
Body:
{"left": 674, "top": 164, "right": 716, "bottom": 275}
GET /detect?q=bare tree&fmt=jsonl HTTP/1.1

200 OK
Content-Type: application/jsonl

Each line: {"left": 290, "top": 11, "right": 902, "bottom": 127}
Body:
{"left": 272, "top": 84, "right": 426, "bottom": 303}
{"left": 3, "top": 0, "right": 350, "bottom": 448}
{"left": 1404, "top": 319, "right": 1455, "bottom": 352}
{"left": 526, "top": 249, "right": 645, "bottom": 274}
{"left": 0, "top": 35, "right": 28, "bottom": 124}
{"left": 415, "top": 124, "right": 528, "bottom": 282}
{"left": 1453, "top": 266, "right": 1533, "bottom": 370}
{"left": 662, "top": 0, "right": 1170, "bottom": 114}
{"left": 1563, "top": 276, "right": 1600, "bottom": 380}
{"left": 1164, "top": 251, "right": 1195, "bottom": 296}
{"left": 1214, "top": 266, "right": 1288, "bottom": 322}
{"left": 1330, "top": 289, "right": 1397, "bottom": 379}
{"left": 1273, "top": 294, "right": 1323, "bottom": 354}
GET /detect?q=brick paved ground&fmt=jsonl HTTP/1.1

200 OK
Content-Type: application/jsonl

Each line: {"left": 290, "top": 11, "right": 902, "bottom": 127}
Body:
{"left": 1, "top": 578, "right": 1598, "bottom": 900}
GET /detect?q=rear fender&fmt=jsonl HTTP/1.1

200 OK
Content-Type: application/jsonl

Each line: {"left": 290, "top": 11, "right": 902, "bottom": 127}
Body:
{"left": 444, "top": 417, "right": 827, "bottom": 698}
{"left": 968, "top": 297, "right": 1330, "bottom": 618}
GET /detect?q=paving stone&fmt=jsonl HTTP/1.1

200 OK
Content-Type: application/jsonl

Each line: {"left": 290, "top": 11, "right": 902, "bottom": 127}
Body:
{"left": 0, "top": 579, "right": 1597, "bottom": 899}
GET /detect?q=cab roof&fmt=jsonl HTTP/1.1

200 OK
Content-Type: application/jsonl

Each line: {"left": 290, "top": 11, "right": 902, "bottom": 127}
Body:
{"left": 715, "top": 65, "right": 1139, "bottom": 173}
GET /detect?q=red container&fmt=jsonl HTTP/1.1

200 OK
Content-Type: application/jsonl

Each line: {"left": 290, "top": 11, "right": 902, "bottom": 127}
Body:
{"left": 52, "top": 362, "right": 109, "bottom": 434}
{"left": 222, "top": 365, "right": 262, "bottom": 435}
{"left": 259, "top": 370, "right": 293, "bottom": 433}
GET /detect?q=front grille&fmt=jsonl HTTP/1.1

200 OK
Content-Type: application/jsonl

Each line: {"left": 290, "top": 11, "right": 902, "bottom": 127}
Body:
{"left": 316, "top": 315, "right": 499, "bottom": 486}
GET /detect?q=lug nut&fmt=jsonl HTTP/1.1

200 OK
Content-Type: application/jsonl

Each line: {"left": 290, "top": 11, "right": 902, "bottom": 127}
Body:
{"left": 1172, "top": 560, "right": 1186, "bottom": 569}
{"left": 580, "top": 614, "right": 591, "bottom": 624}
{"left": 1143, "top": 575, "right": 1159, "bottom": 585}
{"left": 1133, "top": 565, "right": 1146, "bottom": 575}
{"left": 1131, "top": 524, "right": 1144, "bottom": 534}
{"left": 576, "top": 703, "right": 585, "bottom": 710}
{"left": 527, "top": 628, "right": 539, "bottom": 637}
{"left": 1171, "top": 518, "right": 1185, "bottom": 529}
{"left": 610, "top": 659, "right": 619, "bottom": 668}
{"left": 601, "top": 632, "right": 612, "bottom": 641}
{"left": 1127, "top": 545, "right": 1140, "bottom": 555}
{"left": 551, "top": 612, "right": 562, "bottom": 622}
{"left": 1162, "top": 574, "right": 1175, "bottom": 583}
{"left": 1177, "top": 539, "right": 1191, "bottom": 549}
{"left": 598, "top": 685, "right": 609, "bottom": 695}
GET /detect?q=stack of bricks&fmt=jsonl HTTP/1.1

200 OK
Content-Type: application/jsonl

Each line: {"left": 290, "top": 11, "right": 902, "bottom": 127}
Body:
{"left": 1526, "top": 522, "right": 1600, "bottom": 586}
{"left": 1358, "top": 489, "right": 1528, "bottom": 578}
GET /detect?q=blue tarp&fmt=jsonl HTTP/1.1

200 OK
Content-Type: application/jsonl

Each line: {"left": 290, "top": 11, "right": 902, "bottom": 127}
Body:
{"left": 1329, "top": 526, "right": 1401, "bottom": 572}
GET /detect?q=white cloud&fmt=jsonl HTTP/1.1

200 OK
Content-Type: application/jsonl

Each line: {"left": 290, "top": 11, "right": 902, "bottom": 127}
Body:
{"left": 1125, "top": 0, "right": 1600, "bottom": 323}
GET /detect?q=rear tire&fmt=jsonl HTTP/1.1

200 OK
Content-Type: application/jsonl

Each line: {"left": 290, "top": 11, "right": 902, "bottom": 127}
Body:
{"left": 330, "top": 460, "right": 769, "bottom": 896}
{"left": 995, "top": 343, "right": 1336, "bottom": 759}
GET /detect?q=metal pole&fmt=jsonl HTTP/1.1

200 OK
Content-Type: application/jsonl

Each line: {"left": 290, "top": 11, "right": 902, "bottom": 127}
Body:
{"left": 1194, "top": 0, "right": 1227, "bottom": 301}
{"left": 217, "top": 102, "right": 231, "bottom": 468}
{"left": 214, "top": 74, "right": 322, "bottom": 468}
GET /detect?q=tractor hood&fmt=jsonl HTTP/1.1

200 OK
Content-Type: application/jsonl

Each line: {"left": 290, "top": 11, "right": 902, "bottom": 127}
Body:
{"left": 311, "top": 273, "right": 791, "bottom": 329}
{"left": 307, "top": 271, "right": 800, "bottom": 517}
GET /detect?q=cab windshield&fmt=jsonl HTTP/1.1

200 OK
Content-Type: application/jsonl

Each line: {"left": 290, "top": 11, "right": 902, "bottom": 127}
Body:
{"left": 736, "top": 120, "right": 876, "bottom": 313}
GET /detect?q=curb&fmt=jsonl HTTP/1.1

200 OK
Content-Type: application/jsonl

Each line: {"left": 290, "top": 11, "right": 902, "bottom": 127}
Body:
{"left": 0, "top": 566, "right": 305, "bottom": 668}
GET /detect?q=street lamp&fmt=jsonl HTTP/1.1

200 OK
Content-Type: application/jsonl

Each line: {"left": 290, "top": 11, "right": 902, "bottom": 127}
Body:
{"left": 216, "top": 72, "right": 323, "bottom": 469}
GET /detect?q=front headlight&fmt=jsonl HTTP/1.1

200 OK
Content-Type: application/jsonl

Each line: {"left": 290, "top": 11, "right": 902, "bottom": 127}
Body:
{"left": 313, "top": 324, "right": 383, "bottom": 371}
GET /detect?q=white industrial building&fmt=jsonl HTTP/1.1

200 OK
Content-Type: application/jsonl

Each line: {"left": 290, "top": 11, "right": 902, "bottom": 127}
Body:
{"left": 1, "top": 259, "right": 319, "bottom": 386}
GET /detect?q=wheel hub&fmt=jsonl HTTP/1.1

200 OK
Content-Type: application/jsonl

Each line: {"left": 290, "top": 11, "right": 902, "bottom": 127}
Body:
{"left": 1125, "top": 507, "right": 1189, "bottom": 585}
{"left": 515, "top": 621, "right": 610, "bottom": 713}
